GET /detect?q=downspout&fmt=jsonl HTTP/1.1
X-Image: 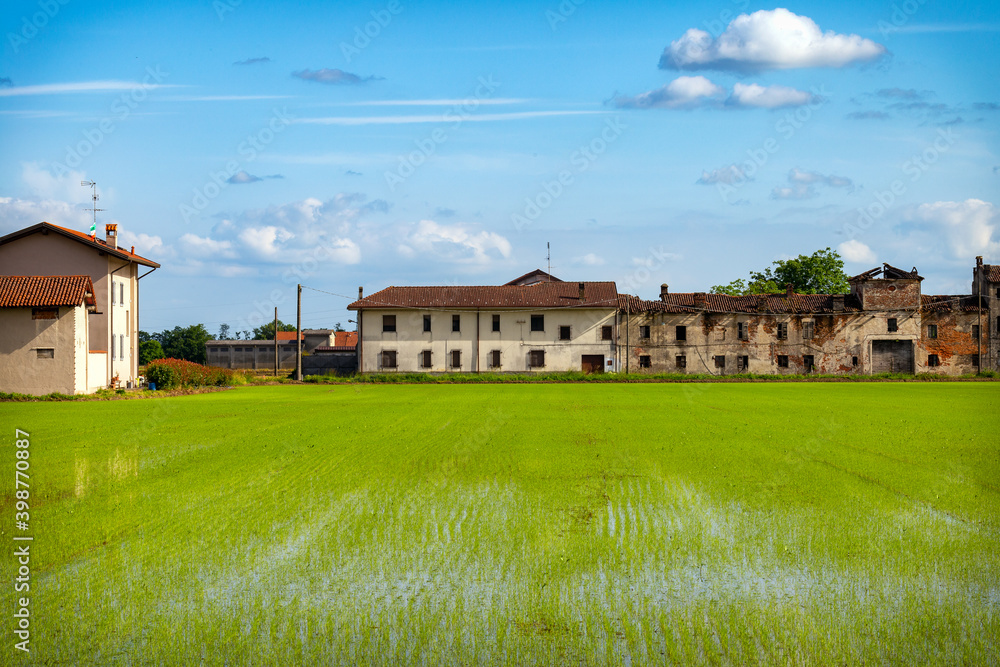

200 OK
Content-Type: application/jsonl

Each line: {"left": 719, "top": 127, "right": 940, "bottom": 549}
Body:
{"left": 476, "top": 309, "right": 480, "bottom": 374}
{"left": 109, "top": 260, "right": 130, "bottom": 385}
{"left": 137, "top": 266, "right": 156, "bottom": 380}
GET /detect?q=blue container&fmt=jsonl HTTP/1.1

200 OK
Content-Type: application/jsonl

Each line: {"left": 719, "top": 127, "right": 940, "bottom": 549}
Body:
{"left": 149, "top": 382, "right": 156, "bottom": 391}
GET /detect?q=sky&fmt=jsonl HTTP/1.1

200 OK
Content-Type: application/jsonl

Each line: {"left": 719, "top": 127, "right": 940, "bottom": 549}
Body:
{"left": 1, "top": 0, "right": 998, "bottom": 335}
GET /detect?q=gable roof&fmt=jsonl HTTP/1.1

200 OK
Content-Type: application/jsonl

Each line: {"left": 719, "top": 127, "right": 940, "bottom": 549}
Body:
{"left": 0, "top": 222, "right": 160, "bottom": 268}
{"left": 0, "top": 275, "right": 97, "bottom": 309}
{"left": 986, "top": 265, "right": 1000, "bottom": 283}
{"left": 333, "top": 331, "right": 357, "bottom": 347}
{"left": 921, "top": 295, "right": 987, "bottom": 313}
{"left": 504, "top": 269, "right": 563, "bottom": 286}
{"left": 349, "top": 281, "right": 618, "bottom": 310}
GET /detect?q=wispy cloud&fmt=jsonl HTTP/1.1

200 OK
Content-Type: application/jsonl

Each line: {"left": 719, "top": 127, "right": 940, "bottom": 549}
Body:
{"left": 162, "top": 94, "right": 294, "bottom": 102}
{"left": 616, "top": 77, "right": 817, "bottom": 110}
{"left": 697, "top": 165, "right": 751, "bottom": 185}
{"left": 292, "top": 68, "right": 382, "bottom": 85}
{"left": 0, "top": 80, "right": 178, "bottom": 97}
{"left": 226, "top": 171, "right": 284, "bottom": 184}
{"left": 234, "top": 57, "right": 271, "bottom": 66}
{"left": 337, "top": 98, "right": 533, "bottom": 106}
{"left": 293, "top": 110, "right": 603, "bottom": 125}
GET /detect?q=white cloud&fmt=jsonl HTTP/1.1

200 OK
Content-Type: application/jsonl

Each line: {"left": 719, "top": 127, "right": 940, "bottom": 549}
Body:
{"left": 838, "top": 239, "right": 877, "bottom": 263}
{"left": 21, "top": 162, "right": 89, "bottom": 201}
{"left": 771, "top": 184, "right": 816, "bottom": 200}
{"left": 660, "top": 8, "right": 887, "bottom": 72}
{"left": 788, "top": 168, "right": 852, "bottom": 188}
{"left": 120, "top": 230, "right": 170, "bottom": 259}
{"left": 728, "top": 82, "right": 817, "bottom": 109}
{"left": 399, "top": 220, "right": 511, "bottom": 265}
{"left": 178, "top": 233, "right": 236, "bottom": 259}
{"left": 913, "top": 199, "right": 999, "bottom": 259}
{"left": 294, "top": 110, "right": 603, "bottom": 125}
{"left": 238, "top": 226, "right": 296, "bottom": 257}
{"left": 697, "top": 165, "right": 751, "bottom": 185}
{"left": 575, "top": 253, "right": 606, "bottom": 266}
{"left": 615, "top": 76, "right": 725, "bottom": 110}
{"left": 0, "top": 80, "right": 176, "bottom": 97}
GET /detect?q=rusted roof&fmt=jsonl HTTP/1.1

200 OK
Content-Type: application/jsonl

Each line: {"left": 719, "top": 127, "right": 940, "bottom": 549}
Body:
{"left": 620, "top": 291, "right": 861, "bottom": 314}
{"left": 0, "top": 222, "right": 160, "bottom": 268}
{"left": 0, "top": 275, "right": 96, "bottom": 308}
{"left": 349, "top": 281, "right": 618, "bottom": 310}
{"left": 921, "top": 295, "right": 988, "bottom": 313}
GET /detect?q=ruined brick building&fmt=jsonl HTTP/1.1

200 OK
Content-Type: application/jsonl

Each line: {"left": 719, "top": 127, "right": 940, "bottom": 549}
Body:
{"left": 618, "top": 258, "right": 998, "bottom": 375}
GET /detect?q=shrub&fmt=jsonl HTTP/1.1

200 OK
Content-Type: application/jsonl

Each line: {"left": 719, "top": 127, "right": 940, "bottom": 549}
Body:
{"left": 146, "top": 358, "right": 238, "bottom": 389}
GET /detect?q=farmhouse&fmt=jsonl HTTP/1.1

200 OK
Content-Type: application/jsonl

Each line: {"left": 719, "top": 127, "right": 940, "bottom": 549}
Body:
{"left": 0, "top": 221, "right": 159, "bottom": 393}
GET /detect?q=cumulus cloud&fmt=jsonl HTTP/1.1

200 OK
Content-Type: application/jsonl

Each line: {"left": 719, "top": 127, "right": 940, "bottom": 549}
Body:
{"left": 397, "top": 220, "right": 511, "bottom": 265}
{"left": 697, "top": 165, "right": 751, "bottom": 185}
{"left": 660, "top": 8, "right": 887, "bottom": 73}
{"left": 838, "top": 239, "right": 876, "bottom": 264}
{"left": 911, "top": 199, "right": 999, "bottom": 259}
{"left": 292, "top": 68, "right": 381, "bottom": 85}
{"left": 179, "top": 233, "right": 237, "bottom": 259}
{"left": 120, "top": 230, "right": 169, "bottom": 259}
{"left": 727, "top": 82, "right": 817, "bottom": 109}
{"left": 614, "top": 76, "right": 725, "bottom": 109}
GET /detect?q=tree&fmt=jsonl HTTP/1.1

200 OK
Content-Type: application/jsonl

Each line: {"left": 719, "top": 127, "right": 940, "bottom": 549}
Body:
{"left": 334, "top": 322, "right": 345, "bottom": 332}
{"left": 139, "top": 340, "right": 165, "bottom": 365}
{"left": 138, "top": 330, "right": 154, "bottom": 343}
{"left": 253, "top": 320, "right": 297, "bottom": 340}
{"left": 218, "top": 323, "right": 231, "bottom": 340}
{"left": 158, "top": 324, "right": 212, "bottom": 364}
{"left": 711, "top": 248, "right": 849, "bottom": 295}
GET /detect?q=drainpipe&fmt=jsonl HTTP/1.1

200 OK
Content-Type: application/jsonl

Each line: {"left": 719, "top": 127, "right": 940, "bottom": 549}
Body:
{"left": 475, "top": 309, "right": 480, "bottom": 374}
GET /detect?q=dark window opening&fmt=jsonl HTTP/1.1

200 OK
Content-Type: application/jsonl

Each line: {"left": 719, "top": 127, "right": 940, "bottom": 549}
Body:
{"left": 803, "top": 321, "right": 814, "bottom": 340}
{"left": 737, "top": 322, "right": 748, "bottom": 340}
{"left": 852, "top": 356, "right": 858, "bottom": 367}
{"left": 927, "top": 354, "right": 940, "bottom": 367}
{"left": 675, "top": 355, "right": 687, "bottom": 369}
{"left": 32, "top": 307, "right": 58, "bottom": 320}
{"left": 971, "top": 354, "right": 979, "bottom": 367}
{"left": 529, "top": 349, "right": 545, "bottom": 368}
{"left": 803, "top": 354, "right": 815, "bottom": 372}
{"left": 927, "top": 324, "right": 937, "bottom": 339}
{"left": 382, "top": 314, "right": 396, "bottom": 333}
{"left": 737, "top": 355, "right": 749, "bottom": 372}
{"left": 714, "top": 355, "right": 725, "bottom": 369}
{"left": 559, "top": 325, "right": 571, "bottom": 341}
{"left": 36, "top": 348, "right": 54, "bottom": 359}
{"left": 639, "top": 325, "right": 650, "bottom": 339}
{"left": 676, "top": 325, "right": 687, "bottom": 341}
{"left": 451, "top": 349, "right": 462, "bottom": 368}
{"left": 381, "top": 350, "right": 397, "bottom": 368}
{"left": 601, "top": 325, "right": 613, "bottom": 341}
{"left": 777, "top": 323, "right": 788, "bottom": 340}
{"left": 888, "top": 318, "right": 898, "bottom": 333}
{"left": 452, "top": 315, "right": 461, "bottom": 332}
{"left": 420, "top": 350, "right": 432, "bottom": 368}
{"left": 530, "top": 314, "right": 544, "bottom": 332}
{"left": 777, "top": 355, "right": 789, "bottom": 368}
{"left": 489, "top": 350, "right": 501, "bottom": 368}
{"left": 423, "top": 315, "right": 431, "bottom": 333}
{"left": 972, "top": 325, "right": 980, "bottom": 339}
{"left": 492, "top": 314, "right": 500, "bottom": 332}
{"left": 639, "top": 355, "right": 651, "bottom": 368}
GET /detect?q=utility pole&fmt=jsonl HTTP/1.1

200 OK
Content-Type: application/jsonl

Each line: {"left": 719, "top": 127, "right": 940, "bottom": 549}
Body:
{"left": 296, "top": 284, "right": 302, "bottom": 381}
{"left": 274, "top": 307, "right": 279, "bottom": 377}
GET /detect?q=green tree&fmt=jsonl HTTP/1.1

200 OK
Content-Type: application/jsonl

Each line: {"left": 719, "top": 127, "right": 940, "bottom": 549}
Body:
{"left": 138, "top": 330, "right": 154, "bottom": 343}
{"left": 253, "top": 320, "right": 297, "bottom": 340}
{"left": 139, "top": 339, "right": 165, "bottom": 365}
{"left": 158, "top": 324, "right": 212, "bottom": 363}
{"left": 711, "top": 248, "right": 849, "bottom": 295}
{"left": 218, "top": 323, "right": 231, "bottom": 340}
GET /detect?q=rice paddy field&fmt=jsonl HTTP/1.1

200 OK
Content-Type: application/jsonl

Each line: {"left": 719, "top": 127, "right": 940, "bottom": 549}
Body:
{"left": 2, "top": 383, "right": 999, "bottom": 665}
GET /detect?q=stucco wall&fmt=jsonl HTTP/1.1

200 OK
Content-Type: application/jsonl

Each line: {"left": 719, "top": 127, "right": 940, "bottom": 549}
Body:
{"left": 359, "top": 308, "right": 617, "bottom": 373}
{"left": 0, "top": 306, "right": 82, "bottom": 395}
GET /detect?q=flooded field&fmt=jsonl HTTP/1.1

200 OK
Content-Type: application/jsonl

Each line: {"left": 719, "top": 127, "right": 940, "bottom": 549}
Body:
{"left": 4, "top": 383, "right": 998, "bottom": 664}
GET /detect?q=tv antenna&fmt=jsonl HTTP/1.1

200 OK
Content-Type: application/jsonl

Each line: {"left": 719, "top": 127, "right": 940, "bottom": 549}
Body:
{"left": 547, "top": 241, "right": 551, "bottom": 280}
{"left": 80, "top": 180, "right": 106, "bottom": 234}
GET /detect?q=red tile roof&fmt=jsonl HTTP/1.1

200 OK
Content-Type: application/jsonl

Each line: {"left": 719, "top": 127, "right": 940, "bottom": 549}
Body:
{"left": 921, "top": 295, "right": 987, "bottom": 313}
{"left": 0, "top": 222, "right": 160, "bottom": 268}
{"left": 0, "top": 275, "right": 96, "bottom": 308}
{"left": 275, "top": 331, "right": 302, "bottom": 341}
{"left": 333, "top": 331, "right": 357, "bottom": 347}
{"left": 620, "top": 292, "right": 861, "bottom": 314}
{"left": 987, "top": 265, "right": 1000, "bottom": 283}
{"left": 349, "top": 281, "right": 618, "bottom": 310}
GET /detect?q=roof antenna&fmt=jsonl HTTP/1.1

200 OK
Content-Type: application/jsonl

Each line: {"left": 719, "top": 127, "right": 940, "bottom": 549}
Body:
{"left": 80, "top": 180, "right": 105, "bottom": 239}
{"left": 547, "top": 241, "right": 551, "bottom": 281}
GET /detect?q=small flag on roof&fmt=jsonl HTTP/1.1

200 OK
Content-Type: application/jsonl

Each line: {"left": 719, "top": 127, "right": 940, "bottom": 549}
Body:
{"left": 89, "top": 221, "right": 97, "bottom": 238}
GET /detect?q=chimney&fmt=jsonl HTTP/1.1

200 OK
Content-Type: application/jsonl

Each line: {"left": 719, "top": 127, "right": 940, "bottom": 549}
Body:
{"left": 358, "top": 286, "right": 364, "bottom": 300}
{"left": 786, "top": 283, "right": 794, "bottom": 298}
{"left": 693, "top": 292, "right": 706, "bottom": 308}
{"left": 660, "top": 284, "right": 669, "bottom": 301}
{"left": 130, "top": 245, "right": 135, "bottom": 254}
{"left": 977, "top": 256, "right": 984, "bottom": 268}
{"left": 105, "top": 224, "right": 118, "bottom": 250}
{"left": 832, "top": 294, "right": 845, "bottom": 312}
{"left": 578, "top": 282, "right": 585, "bottom": 300}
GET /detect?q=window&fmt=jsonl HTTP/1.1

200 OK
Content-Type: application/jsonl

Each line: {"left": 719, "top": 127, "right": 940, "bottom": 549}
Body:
{"left": 852, "top": 356, "right": 858, "bottom": 367}
{"left": 489, "top": 350, "right": 501, "bottom": 368}
{"left": 111, "top": 281, "right": 115, "bottom": 305}
{"left": 776, "top": 323, "right": 787, "bottom": 340}
{"left": 714, "top": 355, "right": 725, "bottom": 369}
{"left": 120, "top": 282, "right": 125, "bottom": 305}
{"left": 676, "top": 325, "right": 687, "bottom": 341}
{"left": 777, "top": 355, "right": 789, "bottom": 368}
{"left": 530, "top": 314, "right": 544, "bottom": 332}
{"left": 639, "top": 325, "right": 650, "bottom": 339}
{"left": 423, "top": 315, "right": 431, "bottom": 333}
{"left": 420, "top": 350, "right": 432, "bottom": 368}
{"left": 971, "top": 354, "right": 979, "bottom": 367}
{"left": 803, "top": 321, "right": 814, "bottom": 340}
{"left": 36, "top": 348, "right": 54, "bottom": 359}
{"left": 737, "top": 322, "right": 748, "bottom": 340}
{"left": 111, "top": 335, "right": 115, "bottom": 359}
{"left": 888, "top": 318, "right": 898, "bottom": 333}
{"left": 120, "top": 335, "right": 125, "bottom": 360}
{"left": 639, "top": 355, "right": 651, "bottom": 368}
{"left": 382, "top": 314, "right": 396, "bottom": 333}
{"left": 803, "top": 354, "right": 815, "bottom": 372}
{"left": 451, "top": 349, "right": 462, "bottom": 369}
{"left": 927, "top": 324, "right": 937, "bottom": 339}
{"left": 601, "top": 325, "right": 613, "bottom": 341}
{"left": 972, "top": 325, "right": 980, "bottom": 339}
{"left": 559, "top": 325, "right": 571, "bottom": 341}
{"left": 381, "top": 350, "right": 397, "bottom": 368}
{"left": 31, "top": 307, "right": 57, "bottom": 320}
{"left": 492, "top": 314, "right": 500, "bottom": 333}
{"left": 675, "top": 355, "right": 686, "bottom": 369}
{"left": 126, "top": 311, "right": 129, "bottom": 335}
{"left": 452, "top": 315, "right": 461, "bottom": 332}
{"left": 928, "top": 354, "right": 940, "bottom": 367}
{"left": 529, "top": 349, "right": 545, "bottom": 368}
{"left": 737, "top": 355, "right": 748, "bottom": 372}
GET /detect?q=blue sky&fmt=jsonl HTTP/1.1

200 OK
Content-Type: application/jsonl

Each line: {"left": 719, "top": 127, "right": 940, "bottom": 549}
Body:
{"left": 2, "top": 0, "right": 998, "bottom": 334}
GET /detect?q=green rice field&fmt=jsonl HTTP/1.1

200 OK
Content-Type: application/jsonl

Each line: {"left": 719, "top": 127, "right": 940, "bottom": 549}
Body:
{"left": 3, "top": 383, "right": 999, "bottom": 665}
